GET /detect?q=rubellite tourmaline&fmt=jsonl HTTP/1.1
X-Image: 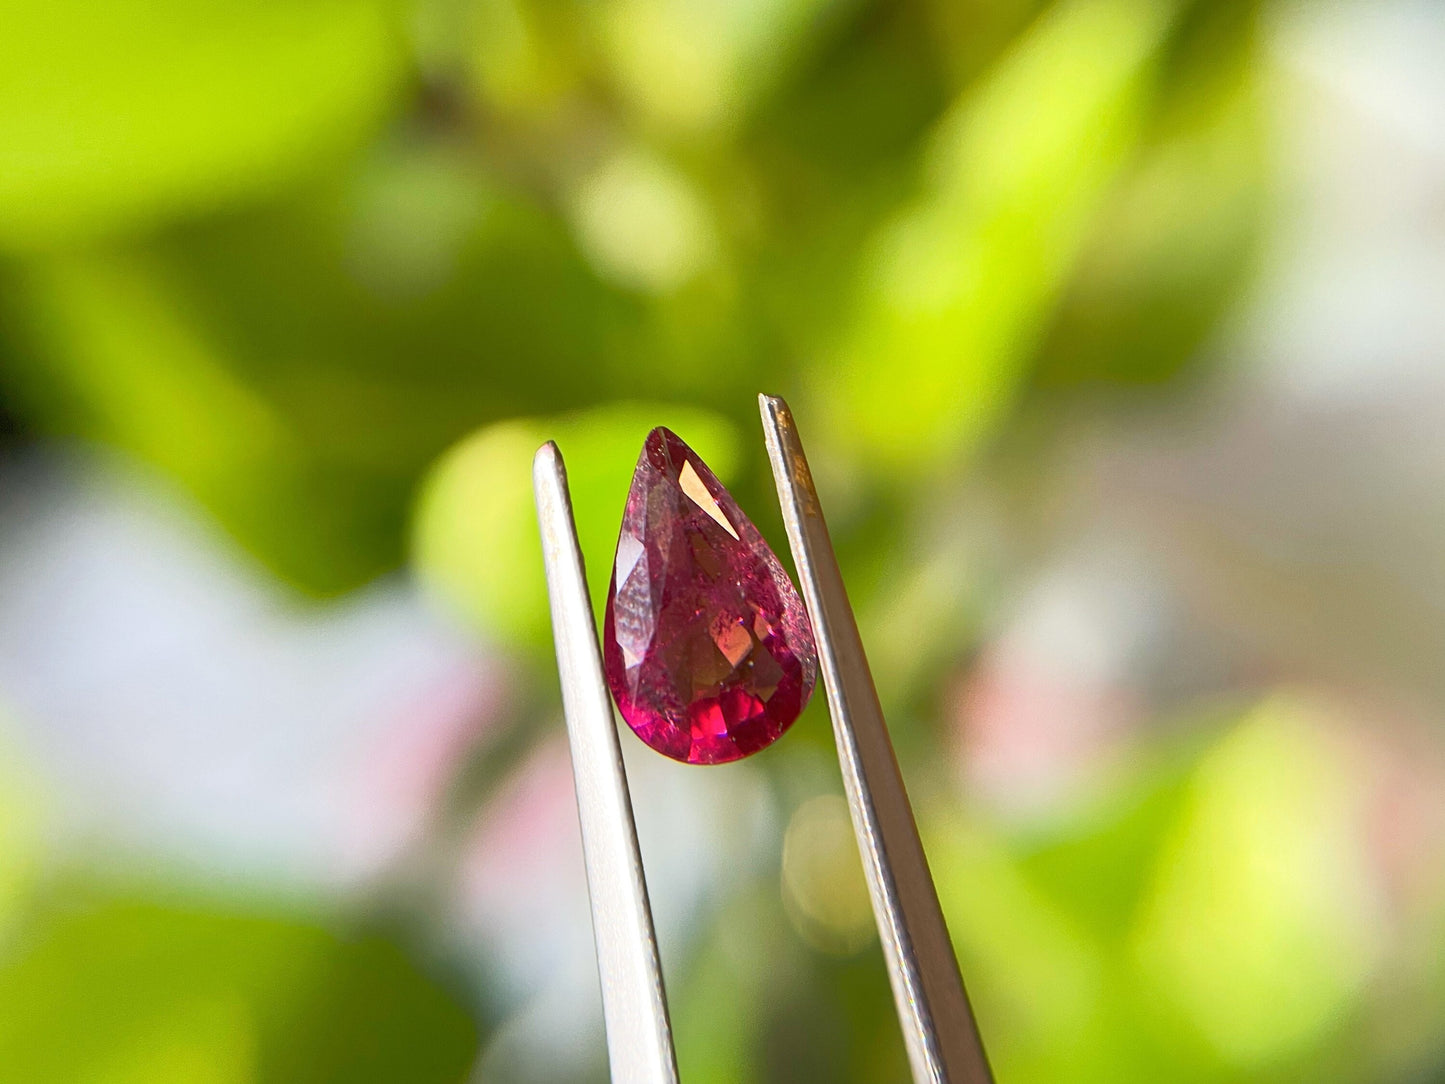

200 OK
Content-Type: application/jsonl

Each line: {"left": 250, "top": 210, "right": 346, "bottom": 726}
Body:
{"left": 602, "top": 428, "right": 817, "bottom": 765}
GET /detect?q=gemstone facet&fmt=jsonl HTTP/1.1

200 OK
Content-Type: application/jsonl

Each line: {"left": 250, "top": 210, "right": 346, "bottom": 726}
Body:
{"left": 602, "top": 428, "right": 817, "bottom": 764}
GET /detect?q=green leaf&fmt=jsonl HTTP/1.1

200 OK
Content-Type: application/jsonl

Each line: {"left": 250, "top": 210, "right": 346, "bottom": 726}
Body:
{"left": 0, "top": 0, "right": 405, "bottom": 249}
{"left": 596, "top": 0, "right": 856, "bottom": 134}
{"left": 1032, "top": 3, "right": 1264, "bottom": 391}
{"left": 1132, "top": 698, "right": 1381, "bottom": 1067}
{"left": 819, "top": 0, "right": 1179, "bottom": 470}
{"left": 0, "top": 885, "right": 480, "bottom": 1083}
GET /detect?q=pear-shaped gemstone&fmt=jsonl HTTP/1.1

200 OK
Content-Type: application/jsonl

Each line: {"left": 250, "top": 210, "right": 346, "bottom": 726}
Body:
{"left": 602, "top": 428, "right": 816, "bottom": 764}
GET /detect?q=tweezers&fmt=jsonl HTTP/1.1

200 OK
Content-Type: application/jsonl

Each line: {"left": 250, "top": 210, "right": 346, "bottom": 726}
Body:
{"left": 533, "top": 394, "right": 994, "bottom": 1083}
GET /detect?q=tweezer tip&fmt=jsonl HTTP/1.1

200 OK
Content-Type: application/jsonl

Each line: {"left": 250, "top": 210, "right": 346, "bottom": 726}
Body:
{"left": 759, "top": 394, "right": 798, "bottom": 439}
{"left": 533, "top": 439, "right": 563, "bottom": 483}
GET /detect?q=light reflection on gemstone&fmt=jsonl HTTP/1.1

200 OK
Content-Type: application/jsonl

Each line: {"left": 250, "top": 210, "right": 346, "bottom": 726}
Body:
{"left": 614, "top": 533, "right": 645, "bottom": 586}
{"left": 710, "top": 613, "right": 753, "bottom": 668}
{"left": 678, "top": 459, "right": 739, "bottom": 539}
{"left": 612, "top": 530, "right": 653, "bottom": 671}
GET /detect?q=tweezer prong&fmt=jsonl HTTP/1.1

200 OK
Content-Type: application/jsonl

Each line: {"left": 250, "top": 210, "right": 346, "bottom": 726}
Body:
{"left": 760, "top": 395, "right": 994, "bottom": 1084}
{"left": 533, "top": 441, "right": 680, "bottom": 1084}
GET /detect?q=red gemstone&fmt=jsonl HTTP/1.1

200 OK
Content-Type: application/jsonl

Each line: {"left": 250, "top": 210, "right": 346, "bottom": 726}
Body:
{"left": 602, "top": 428, "right": 817, "bottom": 765}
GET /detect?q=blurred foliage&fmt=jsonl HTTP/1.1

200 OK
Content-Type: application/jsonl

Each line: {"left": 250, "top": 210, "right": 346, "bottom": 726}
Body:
{"left": 2, "top": 0, "right": 1432, "bottom": 1081}
{"left": 823, "top": 0, "right": 1178, "bottom": 464}
{"left": 0, "top": 880, "right": 479, "bottom": 1083}
{"left": 0, "top": 0, "right": 405, "bottom": 249}
{"left": 931, "top": 698, "right": 1384, "bottom": 1083}
{"left": 0, "top": 0, "right": 1264, "bottom": 601}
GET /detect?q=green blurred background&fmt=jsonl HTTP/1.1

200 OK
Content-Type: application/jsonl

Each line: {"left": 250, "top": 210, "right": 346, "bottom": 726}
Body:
{"left": 2, "top": 0, "right": 1444, "bottom": 1079}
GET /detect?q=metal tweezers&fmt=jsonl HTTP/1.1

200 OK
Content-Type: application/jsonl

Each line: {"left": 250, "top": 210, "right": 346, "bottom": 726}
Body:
{"left": 533, "top": 394, "right": 994, "bottom": 1083}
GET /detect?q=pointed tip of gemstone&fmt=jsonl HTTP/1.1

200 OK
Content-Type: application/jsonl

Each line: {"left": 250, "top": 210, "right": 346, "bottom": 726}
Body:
{"left": 602, "top": 428, "right": 816, "bottom": 765}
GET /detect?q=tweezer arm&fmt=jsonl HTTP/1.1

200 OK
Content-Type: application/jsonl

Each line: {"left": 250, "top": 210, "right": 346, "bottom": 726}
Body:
{"left": 534, "top": 442, "right": 680, "bottom": 1084}
{"left": 760, "top": 397, "right": 993, "bottom": 1084}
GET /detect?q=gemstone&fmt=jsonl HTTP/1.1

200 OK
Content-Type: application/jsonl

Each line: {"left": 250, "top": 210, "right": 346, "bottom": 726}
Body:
{"left": 602, "top": 427, "right": 817, "bottom": 765}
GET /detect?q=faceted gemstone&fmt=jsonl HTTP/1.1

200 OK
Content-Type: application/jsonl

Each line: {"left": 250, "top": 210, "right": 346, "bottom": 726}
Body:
{"left": 602, "top": 427, "right": 817, "bottom": 765}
